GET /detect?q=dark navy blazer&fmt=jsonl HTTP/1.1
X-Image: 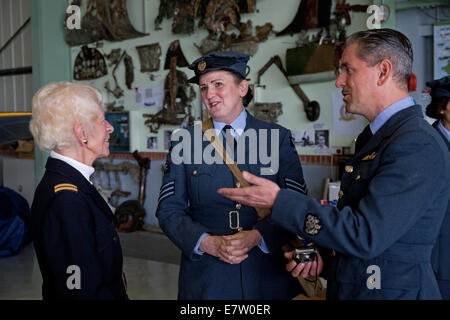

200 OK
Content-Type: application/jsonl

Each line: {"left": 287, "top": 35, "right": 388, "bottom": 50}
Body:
{"left": 30, "top": 157, "right": 127, "bottom": 300}
{"left": 157, "top": 113, "right": 305, "bottom": 299}
{"left": 271, "top": 105, "right": 450, "bottom": 299}
{"left": 431, "top": 120, "right": 450, "bottom": 300}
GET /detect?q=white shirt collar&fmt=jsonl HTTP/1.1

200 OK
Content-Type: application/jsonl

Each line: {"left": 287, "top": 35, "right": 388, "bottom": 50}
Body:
{"left": 50, "top": 151, "right": 95, "bottom": 184}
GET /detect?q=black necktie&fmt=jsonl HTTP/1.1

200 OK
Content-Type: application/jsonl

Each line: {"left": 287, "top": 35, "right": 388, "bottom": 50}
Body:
{"left": 355, "top": 125, "right": 373, "bottom": 154}
{"left": 222, "top": 124, "right": 236, "bottom": 153}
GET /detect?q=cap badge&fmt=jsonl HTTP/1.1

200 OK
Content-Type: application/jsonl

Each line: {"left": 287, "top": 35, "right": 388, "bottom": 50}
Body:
{"left": 198, "top": 60, "right": 206, "bottom": 71}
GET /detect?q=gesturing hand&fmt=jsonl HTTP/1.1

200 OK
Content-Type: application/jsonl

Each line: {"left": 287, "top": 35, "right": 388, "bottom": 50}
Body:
{"left": 217, "top": 171, "right": 280, "bottom": 209}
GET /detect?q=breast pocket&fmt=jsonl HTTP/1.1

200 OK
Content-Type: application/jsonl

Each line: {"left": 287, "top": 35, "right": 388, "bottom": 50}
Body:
{"left": 188, "top": 165, "right": 218, "bottom": 205}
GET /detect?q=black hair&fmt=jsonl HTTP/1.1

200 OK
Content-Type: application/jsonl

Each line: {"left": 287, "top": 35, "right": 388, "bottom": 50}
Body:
{"left": 426, "top": 96, "right": 449, "bottom": 120}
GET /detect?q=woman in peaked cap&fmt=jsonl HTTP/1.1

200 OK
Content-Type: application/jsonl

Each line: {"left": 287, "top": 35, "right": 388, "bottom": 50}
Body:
{"left": 156, "top": 52, "right": 308, "bottom": 299}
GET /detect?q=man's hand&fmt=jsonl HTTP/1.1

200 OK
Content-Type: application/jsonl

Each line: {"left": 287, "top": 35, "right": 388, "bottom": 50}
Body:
{"left": 217, "top": 171, "right": 280, "bottom": 209}
{"left": 284, "top": 250, "right": 323, "bottom": 279}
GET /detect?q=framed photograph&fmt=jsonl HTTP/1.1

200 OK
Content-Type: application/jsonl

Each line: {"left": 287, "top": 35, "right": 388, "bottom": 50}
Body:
{"left": 147, "top": 136, "right": 158, "bottom": 150}
{"left": 105, "top": 112, "right": 130, "bottom": 152}
{"left": 164, "top": 130, "right": 173, "bottom": 150}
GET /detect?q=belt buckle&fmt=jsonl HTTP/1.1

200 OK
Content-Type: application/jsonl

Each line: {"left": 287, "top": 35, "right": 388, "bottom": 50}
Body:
{"left": 229, "top": 210, "right": 242, "bottom": 232}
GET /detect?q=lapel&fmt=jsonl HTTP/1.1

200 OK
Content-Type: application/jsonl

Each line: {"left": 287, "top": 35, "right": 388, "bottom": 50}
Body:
{"left": 45, "top": 157, "right": 113, "bottom": 218}
{"left": 356, "top": 105, "right": 422, "bottom": 159}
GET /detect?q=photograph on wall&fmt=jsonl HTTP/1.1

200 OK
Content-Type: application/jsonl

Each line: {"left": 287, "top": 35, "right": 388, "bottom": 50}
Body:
{"left": 105, "top": 112, "right": 130, "bottom": 152}
{"left": 434, "top": 21, "right": 450, "bottom": 79}
{"left": 134, "top": 83, "right": 164, "bottom": 110}
{"left": 314, "top": 129, "right": 329, "bottom": 153}
{"left": 291, "top": 130, "right": 315, "bottom": 148}
{"left": 147, "top": 136, "right": 158, "bottom": 150}
{"left": 164, "top": 130, "right": 173, "bottom": 150}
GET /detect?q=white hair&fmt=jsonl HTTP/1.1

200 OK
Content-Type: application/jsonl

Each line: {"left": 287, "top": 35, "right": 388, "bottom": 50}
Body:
{"left": 29, "top": 81, "right": 103, "bottom": 151}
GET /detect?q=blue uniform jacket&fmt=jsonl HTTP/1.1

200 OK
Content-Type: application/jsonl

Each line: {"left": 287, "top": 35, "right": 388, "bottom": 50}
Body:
{"left": 30, "top": 157, "right": 127, "bottom": 300}
{"left": 271, "top": 105, "right": 450, "bottom": 299}
{"left": 431, "top": 120, "right": 450, "bottom": 299}
{"left": 156, "top": 113, "right": 305, "bottom": 299}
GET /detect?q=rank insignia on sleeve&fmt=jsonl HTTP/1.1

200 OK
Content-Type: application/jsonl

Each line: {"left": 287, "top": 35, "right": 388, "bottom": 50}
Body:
{"left": 54, "top": 183, "right": 78, "bottom": 193}
{"left": 304, "top": 214, "right": 322, "bottom": 236}
{"left": 285, "top": 177, "right": 307, "bottom": 195}
{"left": 158, "top": 180, "right": 175, "bottom": 204}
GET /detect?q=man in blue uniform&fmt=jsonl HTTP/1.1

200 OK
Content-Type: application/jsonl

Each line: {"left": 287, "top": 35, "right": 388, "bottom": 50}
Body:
{"left": 218, "top": 29, "right": 450, "bottom": 299}
{"left": 426, "top": 76, "right": 450, "bottom": 299}
{"left": 156, "top": 52, "right": 305, "bottom": 299}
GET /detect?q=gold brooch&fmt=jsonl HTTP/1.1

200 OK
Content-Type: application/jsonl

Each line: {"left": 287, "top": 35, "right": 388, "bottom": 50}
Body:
{"left": 198, "top": 60, "right": 206, "bottom": 71}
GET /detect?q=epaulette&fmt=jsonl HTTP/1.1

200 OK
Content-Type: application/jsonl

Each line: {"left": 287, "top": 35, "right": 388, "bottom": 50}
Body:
{"left": 54, "top": 183, "right": 78, "bottom": 193}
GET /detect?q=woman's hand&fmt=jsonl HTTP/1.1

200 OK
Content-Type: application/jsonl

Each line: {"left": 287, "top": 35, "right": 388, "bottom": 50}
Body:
{"left": 218, "top": 230, "right": 262, "bottom": 264}
{"left": 199, "top": 230, "right": 262, "bottom": 264}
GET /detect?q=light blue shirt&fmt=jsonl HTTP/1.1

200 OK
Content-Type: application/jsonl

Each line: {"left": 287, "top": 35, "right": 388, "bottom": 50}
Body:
{"left": 194, "top": 109, "right": 269, "bottom": 255}
{"left": 437, "top": 120, "right": 450, "bottom": 142}
{"left": 212, "top": 108, "right": 247, "bottom": 140}
{"left": 370, "top": 96, "right": 415, "bottom": 135}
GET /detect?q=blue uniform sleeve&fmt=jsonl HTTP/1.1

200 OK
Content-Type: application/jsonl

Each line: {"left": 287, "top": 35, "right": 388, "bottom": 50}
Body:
{"left": 42, "top": 192, "right": 115, "bottom": 299}
{"left": 271, "top": 131, "right": 449, "bottom": 259}
{"left": 156, "top": 140, "right": 210, "bottom": 260}
{"left": 254, "top": 128, "right": 306, "bottom": 253}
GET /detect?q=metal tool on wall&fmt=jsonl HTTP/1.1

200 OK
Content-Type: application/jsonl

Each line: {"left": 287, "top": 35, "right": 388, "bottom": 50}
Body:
{"left": 256, "top": 55, "right": 320, "bottom": 122}
{"left": 103, "top": 50, "right": 134, "bottom": 99}
{"left": 143, "top": 40, "right": 195, "bottom": 133}
{"left": 65, "top": 0, "right": 148, "bottom": 46}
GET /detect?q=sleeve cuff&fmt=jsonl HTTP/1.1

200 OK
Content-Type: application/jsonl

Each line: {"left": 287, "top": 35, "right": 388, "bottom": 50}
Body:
{"left": 193, "top": 232, "right": 209, "bottom": 255}
{"left": 258, "top": 236, "right": 270, "bottom": 254}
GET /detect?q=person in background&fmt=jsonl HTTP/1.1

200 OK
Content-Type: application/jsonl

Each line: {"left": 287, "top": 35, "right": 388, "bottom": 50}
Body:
{"left": 29, "top": 82, "right": 128, "bottom": 300}
{"left": 218, "top": 29, "right": 450, "bottom": 299}
{"left": 426, "top": 75, "right": 450, "bottom": 300}
{"left": 156, "top": 52, "right": 306, "bottom": 299}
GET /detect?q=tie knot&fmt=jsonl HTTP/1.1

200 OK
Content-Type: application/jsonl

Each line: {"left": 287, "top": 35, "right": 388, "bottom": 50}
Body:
{"left": 222, "top": 124, "right": 233, "bottom": 133}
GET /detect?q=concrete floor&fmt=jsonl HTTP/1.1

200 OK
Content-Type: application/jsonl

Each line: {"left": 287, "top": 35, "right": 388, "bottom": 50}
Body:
{"left": 0, "top": 230, "right": 181, "bottom": 300}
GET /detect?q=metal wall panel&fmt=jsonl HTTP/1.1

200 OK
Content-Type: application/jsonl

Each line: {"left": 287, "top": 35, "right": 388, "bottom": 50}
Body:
{"left": 0, "top": 0, "right": 32, "bottom": 112}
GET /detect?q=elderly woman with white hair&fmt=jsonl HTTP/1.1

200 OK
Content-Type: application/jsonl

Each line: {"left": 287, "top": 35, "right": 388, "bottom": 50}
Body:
{"left": 29, "top": 81, "right": 128, "bottom": 300}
